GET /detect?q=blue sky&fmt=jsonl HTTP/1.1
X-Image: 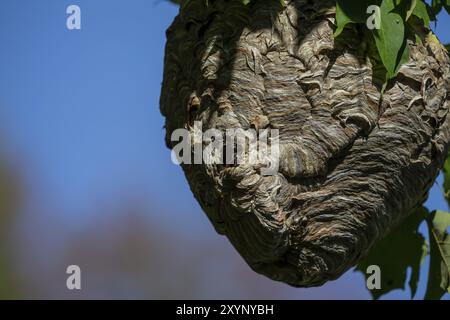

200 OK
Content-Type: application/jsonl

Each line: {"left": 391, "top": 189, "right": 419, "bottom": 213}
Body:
{"left": 0, "top": 0, "right": 190, "bottom": 226}
{"left": 0, "top": 0, "right": 449, "bottom": 299}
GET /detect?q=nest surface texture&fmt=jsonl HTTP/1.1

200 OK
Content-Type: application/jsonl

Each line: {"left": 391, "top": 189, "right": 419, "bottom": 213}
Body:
{"left": 160, "top": 0, "right": 450, "bottom": 287}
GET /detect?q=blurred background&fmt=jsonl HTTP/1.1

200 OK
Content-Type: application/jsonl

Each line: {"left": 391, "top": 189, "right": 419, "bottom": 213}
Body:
{"left": 0, "top": 0, "right": 449, "bottom": 299}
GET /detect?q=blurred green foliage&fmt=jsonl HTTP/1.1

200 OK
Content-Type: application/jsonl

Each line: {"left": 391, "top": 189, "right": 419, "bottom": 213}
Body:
{"left": 0, "top": 152, "right": 21, "bottom": 299}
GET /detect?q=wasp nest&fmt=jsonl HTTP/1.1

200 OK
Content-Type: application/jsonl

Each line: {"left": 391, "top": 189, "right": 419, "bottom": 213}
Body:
{"left": 160, "top": 0, "right": 450, "bottom": 287}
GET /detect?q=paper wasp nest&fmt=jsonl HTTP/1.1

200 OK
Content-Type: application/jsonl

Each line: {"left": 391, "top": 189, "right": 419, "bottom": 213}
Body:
{"left": 160, "top": 0, "right": 450, "bottom": 286}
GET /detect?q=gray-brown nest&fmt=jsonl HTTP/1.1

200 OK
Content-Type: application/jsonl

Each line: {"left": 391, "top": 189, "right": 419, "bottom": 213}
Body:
{"left": 160, "top": 0, "right": 450, "bottom": 287}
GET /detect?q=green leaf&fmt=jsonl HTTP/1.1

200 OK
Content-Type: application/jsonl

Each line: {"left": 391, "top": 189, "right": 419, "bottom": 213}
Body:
{"left": 443, "top": 152, "right": 450, "bottom": 207}
{"left": 335, "top": 0, "right": 380, "bottom": 37}
{"left": 424, "top": 210, "right": 450, "bottom": 300}
{"left": 445, "top": 0, "right": 450, "bottom": 14}
{"left": 412, "top": 0, "right": 431, "bottom": 27}
{"left": 356, "top": 207, "right": 428, "bottom": 299}
{"left": 406, "top": 0, "right": 417, "bottom": 20}
{"left": 431, "top": 0, "right": 444, "bottom": 18}
{"left": 427, "top": 0, "right": 442, "bottom": 22}
{"left": 372, "top": 0, "right": 410, "bottom": 79}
